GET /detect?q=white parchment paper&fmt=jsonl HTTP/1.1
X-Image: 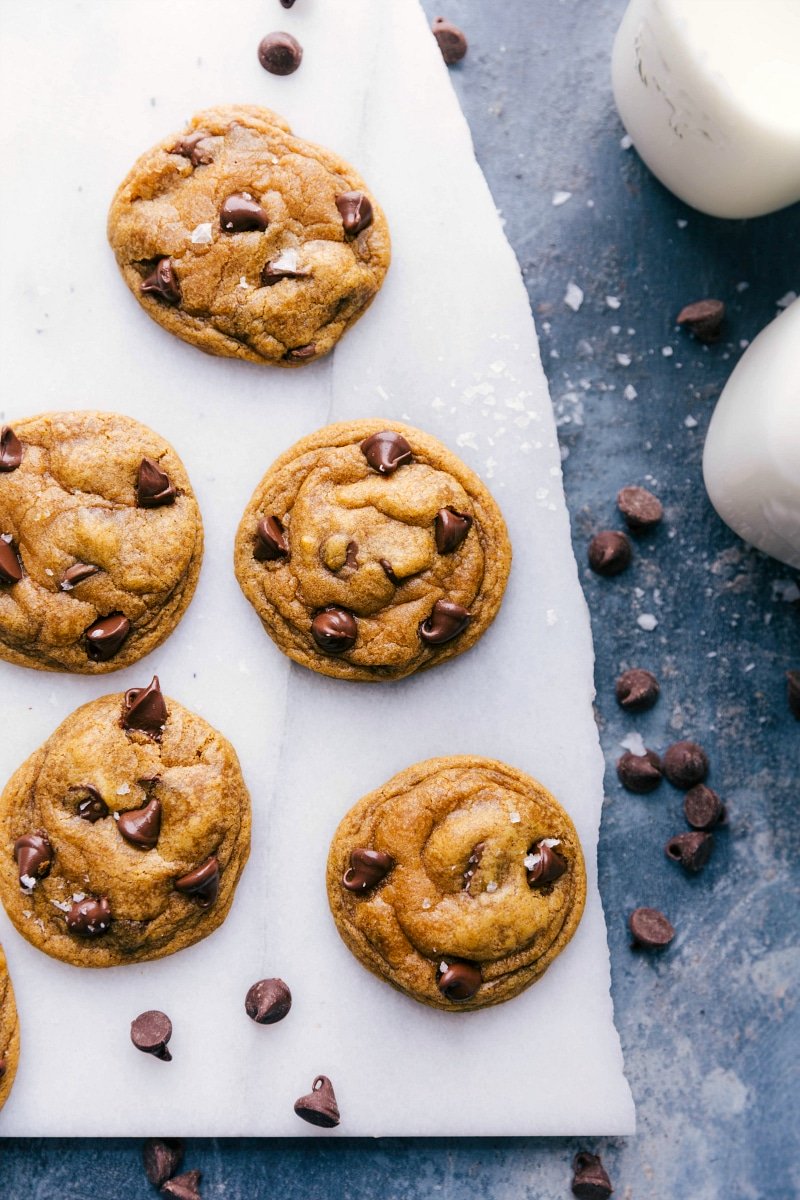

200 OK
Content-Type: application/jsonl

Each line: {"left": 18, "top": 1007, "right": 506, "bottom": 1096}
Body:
{"left": 0, "top": 0, "right": 635, "bottom": 1135}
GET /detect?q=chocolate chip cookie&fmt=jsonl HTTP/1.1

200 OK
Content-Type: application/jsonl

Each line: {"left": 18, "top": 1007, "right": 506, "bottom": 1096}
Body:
{"left": 0, "top": 944, "right": 19, "bottom": 1112}
{"left": 0, "top": 678, "right": 250, "bottom": 967}
{"left": 107, "top": 105, "right": 391, "bottom": 367}
{"left": 234, "top": 420, "right": 511, "bottom": 681}
{"left": 327, "top": 757, "right": 586, "bottom": 1011}
{"left": 0, "top": 412, "right": 203, "bottom": 673}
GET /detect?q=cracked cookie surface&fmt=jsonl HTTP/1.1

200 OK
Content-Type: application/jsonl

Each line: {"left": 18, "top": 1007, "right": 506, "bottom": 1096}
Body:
{"left": 107, "top": 104, "right": 391, "bottom": 366}
{"left": 0, "top": 411, "right": 203, "bottom": 673}
{"left": 0, "top": 944, "right": 19, "bottom": 1111}
{"left": 327, "top": 757, "right": 586, "bottom": 1011}
{"left": 0, "top": 680, "right": 250, "bottom": 967}
{"left": 233, "top": 419, "right": 511, "bottom": 681}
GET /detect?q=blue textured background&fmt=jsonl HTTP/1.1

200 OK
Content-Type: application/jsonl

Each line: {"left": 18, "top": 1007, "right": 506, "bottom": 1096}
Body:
{"left": 3, "top": 1, "right": 799, "bottom": 1196}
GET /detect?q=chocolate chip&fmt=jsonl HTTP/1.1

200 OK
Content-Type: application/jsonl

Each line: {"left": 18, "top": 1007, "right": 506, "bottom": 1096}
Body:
{"left": 220, "top": 192, "right": 269, "bottom": 234}
{"left": 261, "top": 251, "right": 310, "bottom": 286}
{"left": 463, "top": 841, "right": 485, "bottom": 890}
{"left": 0, "top": 426, "right": 23, "bottom": 471}
{"left": 60, "top": 562, "right": 99, "bottom": 590}
{"left": 684, "top": 784, "right": 726, "bottom": 830}
{"left": 118, "top": 797, "right": 162, "bottom": 850}
{"left": 161, "top": 1170, "right": 202, "bottom": 1200}
{"left": 293, "top": 1075, "right": 340, "bottom": 1128}
{"left": 629, "top": 906, "right": 675, "bottom": 949}
{"left": 257, "top": 31, "right": 303, "bottom": 75}
{"left": 615, "top": 668, "right": 660, "bottom": 711}
{"left": 143, "top": 1139, "right": 185, "bottom": 1188}
{"left": 526, "top": 840, "right": 567, "bottom": 886}
{"left": 0, "top": 1060, "right": 6, "bottom": 1079}
{"left": 435, "top": 507, "right": 472, "bottom": 554}
{"left": 379, "top": 559, "right": 399, "bottom": 585}
{"left": 245, "top": 978, "right": 292, "bottom": 1024}
{"left": 85, "top": 614, "right": 131, "bottom": 661}
{"left": 123, "top": 676, "right": 168, "bottom": 736}
{"left": 254, "top": 516, "right": 289, "bottom": 561}
{"left": 335, "top": 191, "right": 374, "bottom": 237}
{"left": 617, "top": 485, "right": 663, "bottom": 532}
{"left": 676, "top": 298, "right": 725, "bottom": 343}
{"left": 14, "top": 831, "right": 53, "bottom": 888}
{"left": 432, "top": 16, "right": 468, "bottom": 64}
{"left": 419, "top": 599, "right": 471, "bottom": 645}
{"left": 137, "top": 457, "right": 177, "bottom": 508}
{"left": 175, "top": 856, "right": 219, "bottom": 908}
{"left": 341, "top": 541, "right": 358, "bottom": 571}
{"left": 787, "top": 670, "right": 800, "bottom": 719}
{"left": 170, "top": 130, "right": 213, "bottom": 166}
{"left": 437, "top": 960, "right": 482, "bottom": 1001}
{"left": 71, "top": 785, "right": 109, "bottom": 823}
{"left": 280, "top": 0, "right": 297, "bottom": 6}
{"left": 66, "top": 895, "right": 112, "bottom": 938}
{"left": 342, "top": 848, "right": 394, "bottom": 892}
{"left": 284, "top": 343, "right": 317, "bottom": 362}
{"left": 616, "top": 749, "right": 662, "bottom": 794}
{"left": 360, "top": 430, "right": 413, "bottom": 474}
{"left": 131, "top": 1010, "right": 172, "bottom": 1062}
{"left": 662, "top": 740, "right": 708, "bottom": 789}
{"left": 572, "top": 1150, "right": 613, "bottom": 1199}
{"left": 311, "top": 607, "right": 357, "bottom": 654}
{"left": 588, "top": 530, "right": 631, "bottom": 576}
{"left": 665, "top": 831, "right": 713, "bottom": 872}
{"left": 0, "top": 538, "right": 22, "bottom": 585}
{"left": 141, "top": 258, "right": 181, "bottom": 305}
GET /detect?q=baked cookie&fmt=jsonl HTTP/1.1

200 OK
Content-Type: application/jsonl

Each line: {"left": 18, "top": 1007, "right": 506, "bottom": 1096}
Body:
{"left": 0, "top": 678, "right": 250, "bottom": 967}
{"left": 234, "top": 420, "right": 511, "bottom": 681}
{"left": 107, "top": 104, "right": 391, "bottom": 367}
{"left": 326, "top": 757, "right": 586, "bottom": 1011}
{"left": 0, "top": 944, "right": 19, "bottom": 1112}
{"left": 0, "top": 411, "right": 203, "bottom": 673}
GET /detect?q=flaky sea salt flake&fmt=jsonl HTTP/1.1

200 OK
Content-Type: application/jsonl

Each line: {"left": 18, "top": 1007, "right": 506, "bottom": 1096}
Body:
{"left": 190, "top": 222, "right": 213, "bottom": 244}
{"left": 564, "top": 282, "right": 584, "bottom": 312}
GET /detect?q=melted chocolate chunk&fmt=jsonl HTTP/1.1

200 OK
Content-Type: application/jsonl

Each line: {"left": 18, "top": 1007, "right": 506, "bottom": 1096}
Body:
{"left": 0, "top": 426, "right": 22, "bottom": 471}
{"left": 342, "top": 848, "right": 394, "bottom": 892}
{"left": 220, "top": 192, "right": 269, "bottom": 233}
{"left": 293, "top": 1075, "right": 340, "bottom": 1128}
{"left": 14, "top": 831, "right": 53, "bottom": 888}
{"left": 137, "top": 457, "right": 176, "bottom": 508}
{"left": 175, "top": 856, "right": 219, "bottom": 908}
{"left": 71, "top": 785, "right": 109, "bottom": 823}
{"left": 122, "top": 676, "right": 168, "bottom": 736}
{"left": 0, "top": 538, "right": 22, "bottom": 585}
{"left": 335, "top": 190, "right": 374, "bottom": 237}
{"left": 261, "top": 251, "right": 310, "bottom": 286}
{"left": 435, "top": 508, "right": 472, "bottom": 554}
{"left": 419, "top": 599, "right": 471, "bottom": 645}
{"left": 254, "top": 516, "right": 289, "bottom": 561}
{"left": 66, "top": 895, "right": 112, "bottom": 938}
{"left": 360, "top": 430, "right": 412, "bottom": 474}
{"left": 311, "top": 607, "right": 357, "bottom": 654}
{"left": 118, "top": 797, "right": 162, "bottom": 850}
{"left": 170, "top": 130, "right": 213, "bottom": 166}
{"left": 526, "top": 841, "right": 567, "bottom": 887}
{"left": 284, "top": 343, "right": 317, "bottom": 362}
{"left": 60, "top": 562, "right": 99, "bottom": 591}
{"left": 85, "top": 614, "right": 131, "bottom": 662}
{"left": 141, "top": 258, "right": 181, "bottom": 305}
{"left": 437, "top": 960, "right": 481, "bottom": 1001}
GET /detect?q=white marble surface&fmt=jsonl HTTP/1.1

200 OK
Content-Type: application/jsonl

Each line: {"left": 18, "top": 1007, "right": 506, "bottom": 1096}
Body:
{"left": 0, "top": 0, "right": 634, "bottom": 1135}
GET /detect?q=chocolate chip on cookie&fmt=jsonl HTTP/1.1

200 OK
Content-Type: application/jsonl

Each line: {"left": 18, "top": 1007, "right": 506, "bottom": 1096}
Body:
{"left": 437, "top": 960, "right": 482, "bottom": 1002}
{"left": 141, "top": 258, "right": 181, "bottom": 305}
{"left": 0, "top": 946, "right": 19, "bottom": 1112}
{"left": 336, "top": 191, "right": 374, "bottom": 237}
{"left": 131, "top": 1010, "right": 172, "bottom": 1061}
{"left": 14, "top": 831, "right": 53, "bottom": 889}
{"left": 254, "top": 516, "right": 289, "bottom": 561}
{"left": 85, "top": 614, "right": 131, "bottom": 662}
{"left": 0, "top": 427, "right": 22, "bottom": 472}
{"left": 419, "top": 599, "right": 471, "bottom": 645}
{"left": 73, "top": 786, "right": 109, "bottom": 823}
{"left": 170, "top": 130, "right": 214, "bottom": 166}
{"left": 435, "top": 507, "right": 472, "bottom": 554}
{"left": 175, "top": 856, "right": 220, "bottom": 908}
{"left": 60, "top": 562, "right": 100, "bottom": 591}
{"left": 257, "top": 31, "right": 303, "bottom": 76}
{"left": 137, "top": 458, "right": 176, "bottom": 508}
{"left": 261, "top": 248, "right": 311, "bottom": 286}
{"left": 0, "top": 538, "right": 22, "bottom": 586}
{"left": 66, "top": 895, "right": 112, "bottom": 938}
{"left": 360, "top": 430, "right": 412, "bottom": 474}
{"left": 311, "top": 607, "right": 358, "bottom": 654}
{"left": 245, "top": 978, "right": 292, "bottom": 1025}
{"left": 118, "top": 797, "right": 162, "bottom": 850}
{"left": 525, "top": 839, "right": 567, "bottom": 886}
{"left": 123, "top": 676, "right": 168, "bottom": 737}
{"left": 342, "top": 848, "right": 394, "bottom": 892}
{"left": 294, "top": 1075, "right": 340, "bottom": 1128}
{"left": 220, "top": 192, "right": 269, "bottom": 233}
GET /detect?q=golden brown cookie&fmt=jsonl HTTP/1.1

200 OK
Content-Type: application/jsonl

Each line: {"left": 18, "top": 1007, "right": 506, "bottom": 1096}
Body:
{"left": 107, "top": 104, "right": 391, "bottom": 367}
{"left": 327, "top": 757, "right": 586, "bottom": 1011}
{"left": 0, "top": 411, "right": 203, "bottom": 673}
{"left": 0, "top": 944, "right": 19, "bottom": 1112}
{"left": 0, "top": 678, "right": 250, "bottom": 967}
{"left": 234, "top": 420, "right": 511, "bottom": 681}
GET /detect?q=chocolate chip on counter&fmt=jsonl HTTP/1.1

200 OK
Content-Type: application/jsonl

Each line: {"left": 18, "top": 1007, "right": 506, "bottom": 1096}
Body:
{"left": 66, "top": 895, "right": 112, "bottom": 938}
{"left": 245, "top": 978, "right": 293, "bottom": 1025}
{"left": 284, "top": 343, "right": 317, "bottom": 362}
{"left": 311, "top": 606, "right": 357, "bottom": 654}
{"left": 220, "top": 192, "right": 269, "bottom": 233}
{"left": 419, "top": 599, "right": 471, "bottom": 645}
{"left": 14, "top": 831, "right": 53, "bottom": 888}
{"left": 254, "top": 516, "right": 289, "bottom": 561}
{"left": 294, "top": 1075, "right": 341, "bottom": 1128}
{"left": 615, "top": 668, "right": 660, "bottom": 711}
{"left": 684, "top": 784, "right": 726, "bottom": 831}
{"left": 572, "top": 1150, "right": 614, "bottom": 1199}
{"left": 787, "top": 670, "right": 800, "bottom": 719}
{"left": 335, "top": 191, "right": 374, "bottom": 237}
{"left": 629, "top": 906, "right": 675, "bottom": 950}
{"left": 161, "top": 1170, "right": 202, "bottom": 1200}
{"left": 118, "top": 797, "right": 162, "bottom": 850}
{"left": 0, "top": 426, "right": 23, "bottom": 471}
{"left": 665, "top": 831, "right": 713, "bottom": 873}
{"left": 143, "top": 1139, "right": 185, "bottom": 1188}
{"left": 137, "top": 458, "right": 177, "bottom": 508}
{"left": 72, "top": 785, "right": 109, "bottom": 823}
{"left": 0, "top": 538, "right": 22, "bottom": 585}
{"left": 617, "top": 485, "right": 663, "bottom": 532}
{"left": 261, "top": 250, "right": 310, "bottom": 286}
{"left": 360, "top": 430, "right": 412, "bottom": 474}
{"left": 432, "top": 16, "right": 468, "bottom": 64}
{"left": 616, "top": 749, "right": 662, "bottom": 794}
{"left": 258, "top": 31, "right": 303, "bottom": 75}
{"left": 435, "top": 507, "right": 472, "bottom": 554}
{"left": 141, "top": 258, "right": 181, "bottom": 305}
{"left": 662, "top": 740, "right": 709, "bottom": 789}
{"left": 463, "top": 841, "right": 485, "bottom": 890}
{"left": 437, "top": 960, "right": 482, "bottom": 1001}
{"left": 175, "top": 856, "right": 219, "bottom": 908}
{"left": 588, "top": 530, "right": 631, "bottom": 576}
{"left": 676, "top": 298, "right": 725, "bottom": 343}
{"left": 123, "top": 676, "right": 168, "bottom": 736}
{"left": 170, "top": 130, "right": 213, "bottom": 166}
{"left": 60, "top": 562, "right": 99, "bottom": 590}
{"left": 342, "top": 848, "right": 394, "bottom": 892}
{"left": 85, "top": 614, "right": 131, "bottom": 661}
{"left": 526, "top": 840, "right": 567, "bottom": 887}
{"left": 131, "top": 1010, "right": 173, "bottom": 1061}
